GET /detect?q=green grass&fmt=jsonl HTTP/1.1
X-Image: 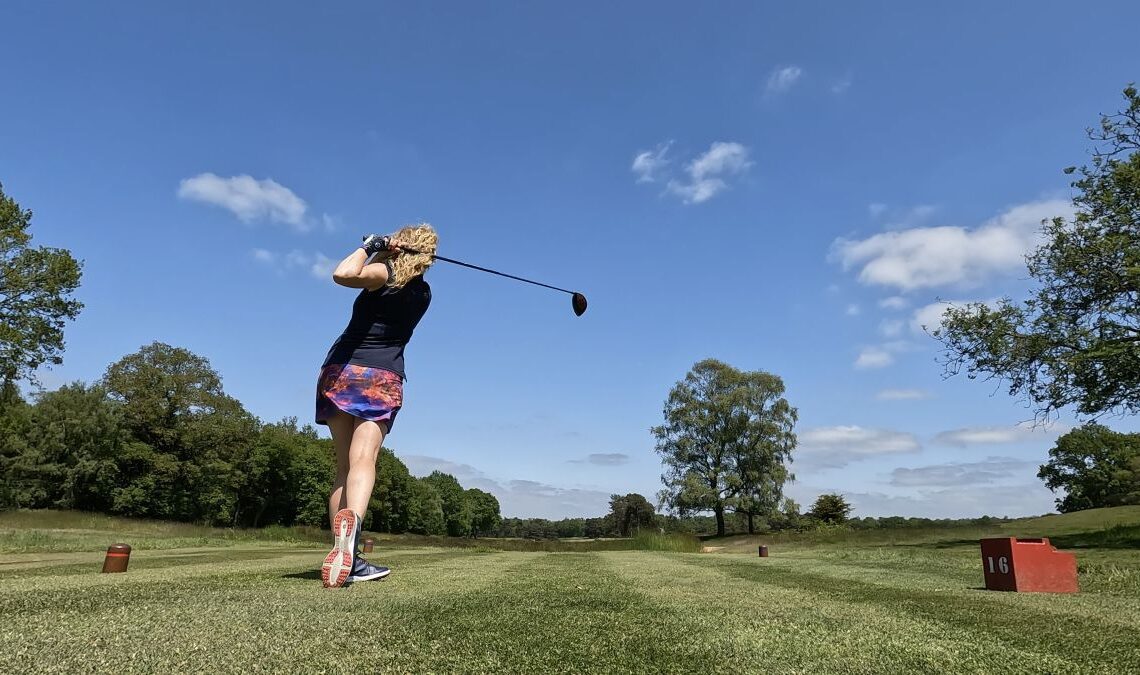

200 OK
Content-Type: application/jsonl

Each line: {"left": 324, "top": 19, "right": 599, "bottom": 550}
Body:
{"left": 1, "top": 509, "right": 1137, "bottom": 672}
{"left": 0, "top": 510, "right": 331, "bottom": 553}
{"left": 0, "top": 510, "right": 700, "bottom": 554}
{"left": 709, "top": 505, "right": 1140, "bottom": 553}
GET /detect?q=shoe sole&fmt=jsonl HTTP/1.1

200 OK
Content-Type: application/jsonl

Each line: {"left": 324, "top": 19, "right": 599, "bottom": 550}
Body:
{"left": 321, "top": 509, "right": 357, "bottom": 588}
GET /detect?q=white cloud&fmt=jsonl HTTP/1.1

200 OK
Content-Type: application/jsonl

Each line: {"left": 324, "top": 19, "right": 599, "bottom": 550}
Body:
{"left": 868, "top": 203, "right": 888, "bottom": 218}
{"left": 665, "top": 142, "right": 752, "bottom": 204}
{"left": 251, "top": 248, "right": 336, "bottom": 280}
{"left": 846, "top": 304, "right": 861, "bottom": 316}
{"left": 879, "top": 319, "right": 904, "bottom": 338}
{"left": 889, "top": 456, "right": 1039, "bottom": 487}
{"left": 876, "top": 388, "right": 931, "bottom": 401}
{"left": 569, "top": 453, "right": 631, "bottom": 466}
{"left": 831, "top": 75, "right": 853, "bottom": 94}
{"left": 828, "top": 483, "right": 1055, "bottom": 518}
{"left": 911, "top": 300, "right": 957, "bottom": 334}
{"left": 830, "top": 199, "right": 1074, "bottom": 291}
{"left": 875, "top": 205, "right": 938, "bottom": 230}
{"left": 631, "top": 142, "right": 671, "bottom": 183}
{"left": 402, "top": 454, "right": 612, "bottom": 519}
{"left": 310, "top": 253, "right": 336, "bottom": 279}
{"left": 932, "top": 423, "right": 1069, "bottom": 448}
{"left": 910, "top": 298, "right": 1001, "bottom": 335}
{"left": 797, "top": 426, "right": 921, "bottom": 468}
{"left": 878, "top": 296, "right": 909, "bottom": 311}
{"left": 178, "top": 173, "right": 309, "bottom": 230}
{"left": 766, "top": 66, "right": 803, "bottom": 94}
{"left": 855, "top": 347, "right": 893, "bottom": 369}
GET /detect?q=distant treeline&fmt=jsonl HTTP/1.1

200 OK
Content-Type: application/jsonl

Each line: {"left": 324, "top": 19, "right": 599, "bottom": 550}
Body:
{"left": 0, "top": 343, "right": 501, "bottom": 536}
{"left": 493, "top": 513, "right": 1019, "bottom": 539}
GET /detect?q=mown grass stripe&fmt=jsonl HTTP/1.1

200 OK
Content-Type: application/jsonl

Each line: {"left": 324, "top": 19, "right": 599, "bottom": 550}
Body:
{"left": 733, "top": 549, "right": 1140, "bottom": 629}
{"left": 0, "top": 548, "right": 521, "bottom": 673}
{"left": 349, "top": 552, "right": 725, "bottom": 673}
{"left": 692, "top": 555, "right": 1140, "bottom": 672}
{"left": 605, "top": 551, "right": 1068, "bottom": 673}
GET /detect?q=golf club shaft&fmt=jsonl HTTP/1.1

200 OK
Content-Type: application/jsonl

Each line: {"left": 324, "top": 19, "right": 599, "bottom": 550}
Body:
{"left": 401, "top": 248, "right": 576, "bottom": 296}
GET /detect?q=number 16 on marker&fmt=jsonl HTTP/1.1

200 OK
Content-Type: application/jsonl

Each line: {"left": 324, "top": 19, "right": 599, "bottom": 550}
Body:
{"left": 987, "top": 556, "right": 1010, "bottom": 574}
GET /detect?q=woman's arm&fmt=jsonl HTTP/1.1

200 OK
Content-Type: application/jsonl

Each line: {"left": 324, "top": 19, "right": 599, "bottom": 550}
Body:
{"left": 332, "top": 246, "right": 395, "bottom": 290}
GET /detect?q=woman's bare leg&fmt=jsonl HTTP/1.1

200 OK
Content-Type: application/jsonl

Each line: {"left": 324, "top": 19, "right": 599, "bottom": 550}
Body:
{"left": 344, "top": 416, "right": 387, "bottom": 517}
{"left": 326, "top": 410, "right": 354, "bottom": 528}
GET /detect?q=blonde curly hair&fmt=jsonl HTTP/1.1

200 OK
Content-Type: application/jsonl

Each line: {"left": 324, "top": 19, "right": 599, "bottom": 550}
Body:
{"left": 388, "top": 223, "right": 438, "bottom": 288}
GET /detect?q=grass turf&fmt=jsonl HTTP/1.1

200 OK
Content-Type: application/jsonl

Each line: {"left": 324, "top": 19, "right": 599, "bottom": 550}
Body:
{"left": 2, "top": 537, "right": 1138, "bottom": 671}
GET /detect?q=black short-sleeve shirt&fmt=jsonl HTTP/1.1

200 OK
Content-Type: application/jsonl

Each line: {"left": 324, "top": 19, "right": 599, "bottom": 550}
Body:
{"left": 321, "top": 276, "right": 431, "bottom": 379}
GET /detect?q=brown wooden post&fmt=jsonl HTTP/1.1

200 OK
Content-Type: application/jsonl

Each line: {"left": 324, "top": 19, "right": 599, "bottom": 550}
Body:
{"left": 102, "top": 543, "right": 131, "bottom": 573}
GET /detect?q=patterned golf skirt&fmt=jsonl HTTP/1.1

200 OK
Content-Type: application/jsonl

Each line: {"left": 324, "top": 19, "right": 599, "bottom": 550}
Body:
{"left": 315, "top": 363, "right": 404, "bottom": 429}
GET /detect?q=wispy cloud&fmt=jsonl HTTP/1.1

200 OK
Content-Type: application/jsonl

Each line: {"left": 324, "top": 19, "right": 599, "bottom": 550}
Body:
{"left": 831, "top": 74, "right": 853, "bottom": 95}
{"left": 889, "top": 456, "right": 1038, "bottom": 487}
{"left": 846, "top": 304, "right": 861, "bottom": 316}
{"left": 876, "top": 389, "right": 932, "bottom": 401}
{"left": 879, "top": 319, "right": 904, "bottom": 338}
{"left": 402, "top": 454, "right": 612, "bottom": 519}
{"left": 910, "top": 298, "right": 1001, "bottom": 335}
{"left": 855, "top": 347, "right": 893, "bottom": 369}
{"left": 801, "top": 483, "right": 1056, "bottom": 518}
{"left": 251, "top": 248, "right": 335, "bottom": 280}
{"left": 631, "top": 142, "right": 672, "bottom": 183}
{"left": 830, "top": 199, "right": 1074, "bottom": 291}
{"left": 869, "top": 204, "right": 939, "bottom": 230}
{"left": 766, "top": 66, "right": 803, "bottom": 95}
{"left": 664, "top": 141, "right": 753, "bottom": 204}
{"left": 797, "top": 426, "right": 921, "bottom": 468}
{"left": 179, "top": 173, "right": 310, "bottom": 230}
{"left": 932, "top": 423, "right": 1069, "bottom": 448}
{"left": 855, "top": 340, "right": 917, "bottom": 370}
{"left": 878, "top": 296, "right": 909, "bottom": 311}
{"left": 568, "top": 453, "right": 631, "bottom": 466}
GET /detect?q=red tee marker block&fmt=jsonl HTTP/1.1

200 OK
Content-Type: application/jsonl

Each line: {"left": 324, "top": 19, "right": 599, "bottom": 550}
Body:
{"left": 980, "top": 537, "right": 1078, "bottom": 593}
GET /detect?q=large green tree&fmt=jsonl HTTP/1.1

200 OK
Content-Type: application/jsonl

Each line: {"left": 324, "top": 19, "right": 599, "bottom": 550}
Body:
{"left": 406, "top": 478, "right": 446, "bottom": 535}
{"left": 239, "top": 418, "right": 331, "bottom": 527}
{"left": 652, "top": 359, "right": 798, "bottom": 536}
{"left": 808, "top": 493, "right": 853, "bottom": 524}
{"left": 101, "top": 342, "right": 258, "bottom": 524}
{"left": 0, "top": 389, "right": 37, "bottom": 508}
{"left": 607, "top": 493, "right": 656, "bottom": 536}
{"left": 735, "top": 460, "right": 791, "bottom": 535}
{"left": 423, "top": 470, "right": 471, "bottom": 537}
{"left": 368, "top": 448, "right": 415, "bottom": 533}
{"left": 465, "top": 488, "right": 502, "bottom": 537}
{"left": 0, "top": 182, "right": 83, "bottom": 388}
{"left": 936, "top": 86, "right": 1140, "bottom": 419}
{"left": 1038, "top": 424, "right": 1140, "bottom": 512}
{"left": 23, "top": 383, "right": 124, "bottom": 512}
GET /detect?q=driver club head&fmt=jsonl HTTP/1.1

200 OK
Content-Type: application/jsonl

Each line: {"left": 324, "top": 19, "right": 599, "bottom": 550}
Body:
{"left": 572, "top": 292, "right": 588, "bottom": 317}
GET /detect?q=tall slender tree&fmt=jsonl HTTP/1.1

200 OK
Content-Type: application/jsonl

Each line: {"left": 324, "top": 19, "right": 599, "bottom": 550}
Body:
{"left": 652, "top": 359, "right": 797, "bottom": 536}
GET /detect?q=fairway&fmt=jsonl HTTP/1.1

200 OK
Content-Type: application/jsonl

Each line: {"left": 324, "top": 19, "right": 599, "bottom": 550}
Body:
{"left": 3, "top": 542, "right": 1138, "bottom": 673}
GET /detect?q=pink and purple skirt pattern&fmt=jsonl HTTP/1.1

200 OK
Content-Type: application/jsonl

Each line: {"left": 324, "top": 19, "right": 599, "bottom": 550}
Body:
{"left": 315, "top": 363, "right": 404, "bottom": 429}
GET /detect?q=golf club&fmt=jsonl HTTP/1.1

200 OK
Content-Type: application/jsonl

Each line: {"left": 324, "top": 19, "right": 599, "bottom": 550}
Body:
{"left": 364, "top": 237, "right": 588, "bottom": 316}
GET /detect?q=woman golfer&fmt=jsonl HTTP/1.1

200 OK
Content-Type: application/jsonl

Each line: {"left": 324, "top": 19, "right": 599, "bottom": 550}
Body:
{"left": 317, "top": 224, "right": 437, "bottom": 588}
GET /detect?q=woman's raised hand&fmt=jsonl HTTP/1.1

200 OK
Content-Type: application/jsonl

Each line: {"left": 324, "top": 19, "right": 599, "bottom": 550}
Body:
{"left": 362, "top": 234, "right": 402, "bottom": 257}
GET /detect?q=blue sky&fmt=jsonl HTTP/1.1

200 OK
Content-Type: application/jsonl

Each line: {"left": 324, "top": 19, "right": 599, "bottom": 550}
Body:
{"left": 4, "top": 2, "right": 1139, "bottom": 519}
